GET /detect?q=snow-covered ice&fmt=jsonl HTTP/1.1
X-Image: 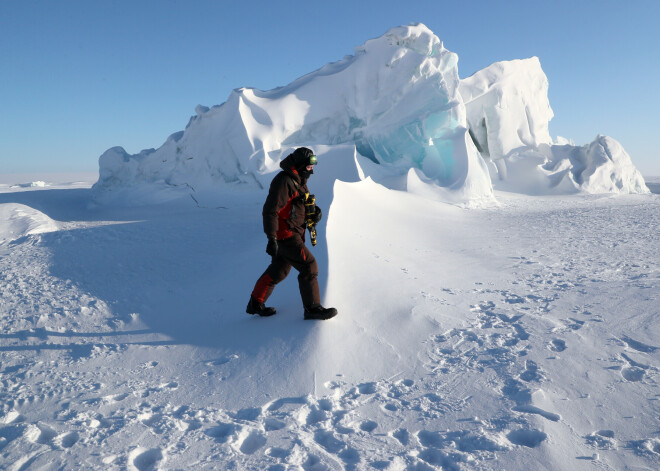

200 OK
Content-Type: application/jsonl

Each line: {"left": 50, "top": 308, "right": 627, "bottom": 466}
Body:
{"left": 1, "top": 165, "right": 659, "bottom": 470}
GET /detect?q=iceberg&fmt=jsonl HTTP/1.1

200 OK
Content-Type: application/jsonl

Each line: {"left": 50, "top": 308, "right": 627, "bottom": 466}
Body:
{"left": 459, "top": 57, "right": 554, "bottom": 179}
{"left": 93, "top": 24, "right": 493, "bottom": 205}
{"left": 460, "top": 58, "right": 648, "bottom": 194}
{"left": 93, "top": 23, "right": 647, "bottom": 205}
{"left": 497, "top": 135, "right": 650, "bottom": 195}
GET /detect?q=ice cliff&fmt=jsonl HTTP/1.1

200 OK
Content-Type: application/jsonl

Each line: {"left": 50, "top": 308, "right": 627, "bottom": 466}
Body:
{"left": 93, "top": 24, "right": 648, "bottom": 205}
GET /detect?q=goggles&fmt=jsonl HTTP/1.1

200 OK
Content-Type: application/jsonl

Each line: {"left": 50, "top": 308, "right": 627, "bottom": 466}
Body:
{"left": 309, "top": 154, "right": 318, "bottom": 165}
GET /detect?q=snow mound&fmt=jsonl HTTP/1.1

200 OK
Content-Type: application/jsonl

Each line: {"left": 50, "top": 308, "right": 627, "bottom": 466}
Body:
{"left": 0, "top": 203, "right": 58, "bottom": 244}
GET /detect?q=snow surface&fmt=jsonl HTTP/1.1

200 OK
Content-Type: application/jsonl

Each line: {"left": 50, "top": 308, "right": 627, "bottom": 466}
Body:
{"left": 1, "top": 165, "right": 659, "bottom": 470}
{"left": 92, "top": 24, "right": 648, "bottom": 208}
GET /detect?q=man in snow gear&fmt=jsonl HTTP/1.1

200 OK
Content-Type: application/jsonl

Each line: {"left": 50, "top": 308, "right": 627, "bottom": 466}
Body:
{"left": 247, "top": 147, "right": 337, "bottom": 320}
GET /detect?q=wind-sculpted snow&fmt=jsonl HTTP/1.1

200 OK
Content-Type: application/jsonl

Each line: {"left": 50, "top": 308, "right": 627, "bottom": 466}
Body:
{"left": 0, "top": 204, "right": 58, "bottom": 244}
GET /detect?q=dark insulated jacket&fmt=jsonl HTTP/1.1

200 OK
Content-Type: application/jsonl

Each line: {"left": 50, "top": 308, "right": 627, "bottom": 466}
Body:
{"left": 262, "top": 153, "right": 310, "bottom": 241}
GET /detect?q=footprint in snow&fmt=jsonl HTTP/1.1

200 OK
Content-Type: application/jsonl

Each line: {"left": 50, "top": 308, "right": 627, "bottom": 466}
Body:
{"left": 513, "top": 323, "right": 530, "bottom": 340}
{"left": 235, "top": 428, "right": 267, "bottom": 455}
{"left": 519, "top": 360, "right": 544, "bottom": 382}
{"left": 585, "top": 430, "right": 616, "bottom": 450}
{"left": 266, "top": 446, "right": 290, "bottom": 459}
{"left": 418, "top": 429, "right": 507, "bottom": 453}
{"left": 621, "top": 367, "right": 646, "bottom": 382}
{"left": 391, "top": 428, "right": 410, "bottom": 445}
{"left": 503, "top": 293, "right": 526, "bottom": 304}
{"left": 416, "top": 430, "right": 444, "bottom": 448}
{"left": 565, "top": 318, "right": 585, "bottom": 331}
{"left": 138, "top": 411, "right": 164, "bottom": 429}
{"left": 627, "top": 438, "right": 660, "bottom": 457}
{"left": 357, "top": 382, "right": 378, "bottom": 394}
{"left": 503, "top": 379, "right": 560, "bottom": 422}
{"left": 506, "top": 429, "right": 547, "bottom": 448}
{"left": 359, "top": 420, "right": 378, "bottom": 432}
{"left": 54, "top": 431, "right": 79, "bottom": 449}
{"left": 620, "top": 335, "right": 658, "bottom": 353}
{"left": 205, "top": 422, "right": 239, "bottom": 443}
{"left": 296, "top": 403, "right": 329, "bottom": 426}
{"left": 230, "top": 407, "right": 262, "bottom": 421}
{"left": 382, "top": 403, "right": 398, "bottom": 412}
{"left": 26, "top": 422, "right": 57, "bottom": 444}
{"left": 549, "top": 338, "right": 567, "bottom": 352}
{"left": 620, "top": 353, "right": 650, "bottom": 382}
{"left": 314, "top": 429, "right": 346, "bottom": 454}
{"left": 128, "top": 447, "right": 164, "bottom": 471}
{"left": 0, "top": 424, "right": 27, "bottom": 450}
{"left": 264, "top": 418, "right": 286, "bottom": 431}
{"left": 265, "top": 396, "right": 306, "bottom": 412}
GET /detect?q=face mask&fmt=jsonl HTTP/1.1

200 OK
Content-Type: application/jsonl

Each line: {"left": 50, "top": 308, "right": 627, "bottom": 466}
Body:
{"left": 300, "top": 168, "right": 314, "bottom": 178}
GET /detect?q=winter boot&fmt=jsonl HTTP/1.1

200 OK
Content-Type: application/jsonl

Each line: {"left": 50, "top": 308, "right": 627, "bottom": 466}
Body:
{"left": 304, "top": 304, "right": 337, "bottom": 320}
{"left": 246, "top": 297, "right": 276, "bottom": 317}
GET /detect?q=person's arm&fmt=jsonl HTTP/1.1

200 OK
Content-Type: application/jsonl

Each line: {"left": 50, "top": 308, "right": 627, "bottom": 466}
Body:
{"left": 262, "top": 174, "right": 291, "bottom": 239}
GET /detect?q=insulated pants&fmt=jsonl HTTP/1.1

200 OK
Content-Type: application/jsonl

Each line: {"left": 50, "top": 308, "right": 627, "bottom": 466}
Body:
{"left": 251, "top": 235, "right": 320, "bottom": 308}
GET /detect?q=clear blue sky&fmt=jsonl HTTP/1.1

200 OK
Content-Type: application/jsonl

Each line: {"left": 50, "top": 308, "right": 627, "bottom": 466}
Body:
{"left": 1, "top": 0, "right": 658, "bottom": 175}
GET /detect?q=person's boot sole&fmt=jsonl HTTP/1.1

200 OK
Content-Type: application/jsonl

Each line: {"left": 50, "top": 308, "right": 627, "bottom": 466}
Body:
{"left": 304, "top": 310, "right": 338, "bottom": 320}
{"left": 246, "top": 310, "right": 277, "bottom": 317}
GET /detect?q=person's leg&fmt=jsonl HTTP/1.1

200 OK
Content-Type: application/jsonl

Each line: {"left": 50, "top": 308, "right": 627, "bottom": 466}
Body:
{"left": 278, "top": 237, "right": 320, "bottom": 308}
{"left": 251, "top": 257, "right": 292, "bottom": 303}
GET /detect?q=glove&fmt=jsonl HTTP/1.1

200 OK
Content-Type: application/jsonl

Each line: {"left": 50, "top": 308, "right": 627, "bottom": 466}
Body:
{"left": 266, "top": 238, "right": 278, "bottom": 259}
{"left": 310, "top": 205, "right": 322, "bottom": 224}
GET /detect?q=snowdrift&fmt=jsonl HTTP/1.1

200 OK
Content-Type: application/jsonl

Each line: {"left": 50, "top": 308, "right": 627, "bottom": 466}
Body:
{"left": 93, "top": 24, "right": 648, "bottom": 205}
{"left": 0, "top": 203, "right": 58, "bottom": 244}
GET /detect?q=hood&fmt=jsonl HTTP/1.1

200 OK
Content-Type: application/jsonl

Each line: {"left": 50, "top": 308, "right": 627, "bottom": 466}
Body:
{"left": 280, "top": 153, "right": 305, "bottom": 184}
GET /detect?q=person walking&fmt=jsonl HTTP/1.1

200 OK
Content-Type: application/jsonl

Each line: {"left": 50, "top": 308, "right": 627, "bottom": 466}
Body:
{"left": 247, "top": 147, "right": 337, "bottom": 320}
